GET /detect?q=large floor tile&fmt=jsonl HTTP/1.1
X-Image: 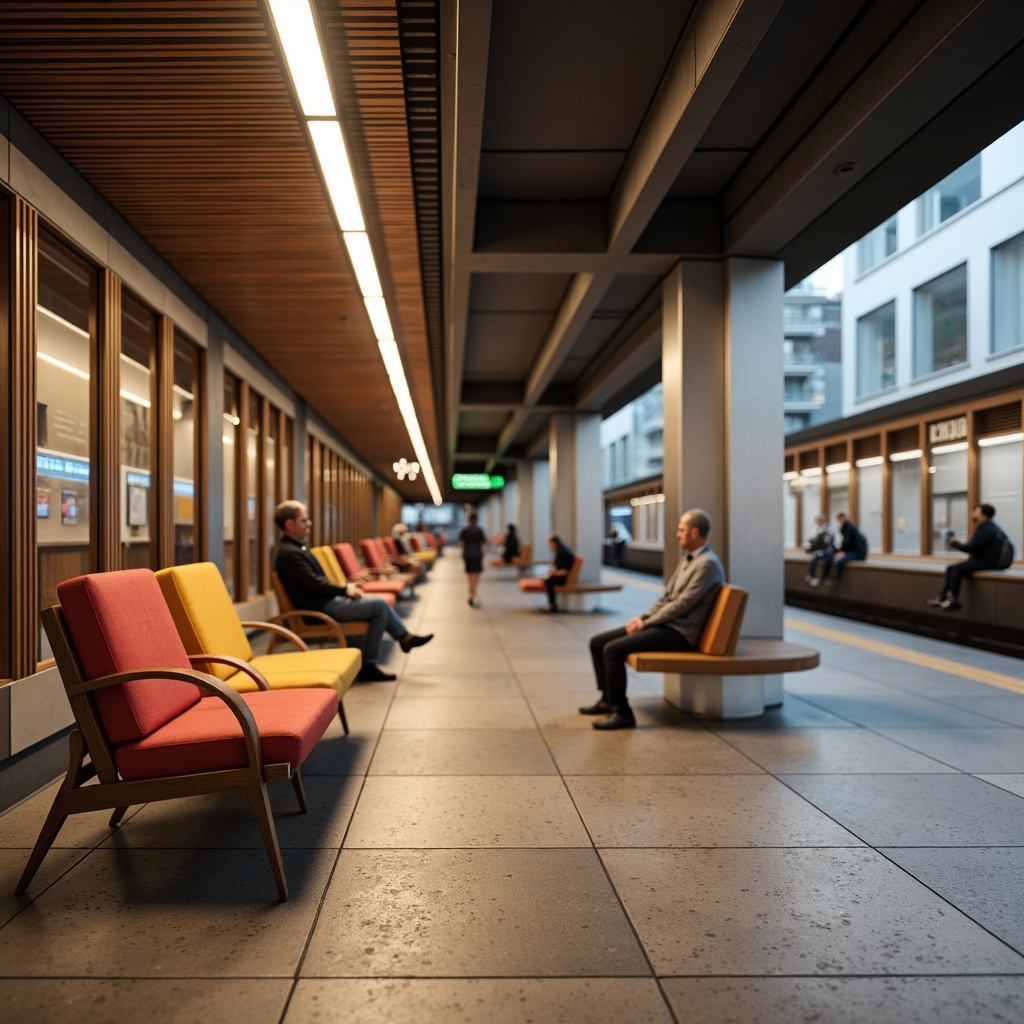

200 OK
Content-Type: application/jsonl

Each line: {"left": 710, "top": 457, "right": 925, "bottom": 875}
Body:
{"left": 345, "top": 775, "right": 589, "bottom": 847}
{"left": 286, "top": 978, "right": 674, "bottom": 1023}
{"left": 661, "top": 975, "right": 1024, "bottom": 1024}
{"left": 939, "top": 693, "right": 1024, "bottom": 727}
{"left": 779, "top": 773, "right": 1024, "bottom": 846}
{"left": 872, "top": 727, "right": 1024, "bottom": 772}
{"left": 0, "top": 781, "right": 143, "bottom": 848}
{"left": 0, "top": 847, "right": 337, "bottom": 977}
{"left": 0, "top": 848, "right": 87, "bottom": 925}
{"left": 568, "top": 775, "right": 862, "bottom": 847}
{"left": 545, "top": 726, "right": 763, "bottom": 775}
{"left": 975, "top": 773, "right": 1024, "bottom": 798}
{"left": 394, "top": 672, "right": 521, "bottom": 698}
{"left": 880, "top": 846, "right": 1024, "bottom": 954}
{"left": 721, "top": 727, "right": 957, "bottom": 773}
{"left": 705, "top": 696, "right": 856, "bottom": 729}
{"left": 798, "top": 692, "right": 1008, "bottom": 729}
{"left": 302, "top": 848, "right": 650, "bottom": 977}
{"left": 369, "top": 728, "right": 556, "bottom": 775}
{"left": 602, "top": 847, "right": 1024, "bottom": 976}
{"left": 384, "top": 697, "right": 535, "bottom": 729}
{"left": 2, "top": 979, "right": 291, "bottom": 1024}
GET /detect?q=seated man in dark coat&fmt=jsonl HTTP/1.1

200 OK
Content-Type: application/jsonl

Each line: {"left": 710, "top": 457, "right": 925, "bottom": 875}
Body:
{"left": 927, "top": 503, "right": 1007, "bottom": 612}
{"left": 274, "top": 500, "right": 432, "bottom": 682}
{"left": 582, "top": 509, "right": 725, "bottom": 730}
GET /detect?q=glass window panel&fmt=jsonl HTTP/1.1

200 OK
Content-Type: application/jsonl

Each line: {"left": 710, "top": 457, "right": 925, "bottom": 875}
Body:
{"left": 856, "top": 302, "right": 896, "bottom": 396}
{"left": 265, "top": 409, "right": 277, "bottom": 576}
{"left": 825, "top": 468, "right": 849, "bottom": 521}
{"left": 979, "top": 438, "right": 1022, "bottom": 557}
{"left": 913, "top": 265, "right": 967, "bottom": 378}
{"left": 173, "top": 332, "right": 200, "bottom": 565}
{"left": 917, "top": 156, "right": 981, "bottom": 234}
{"left": 36, "top": 232, "right": 96, "bottom": 661}
{"left": 247, "top": 390, "right": 261, "bottom": 597}
{"left": 890, "top": 456, "right": 922, "bottom": 553}
{"left": 119, "top": 292, "right": 156, "bottom": 570}
{"left": 222, "top": 374, "right": 239, "bottom": 598}
{"left": 799, "top": 476, "right": 821, "bottom": 542}
{"left": 929, "top": 446, "right": 969, "bottom": 554}
{"left": 856, "top": 216, "right": 898, "bottom": 274}
{"left": 856, "top": 463, "right": 884, "bottom": 554}
{"left": 992, "top": 231, "right": 1024, "bottom": 354}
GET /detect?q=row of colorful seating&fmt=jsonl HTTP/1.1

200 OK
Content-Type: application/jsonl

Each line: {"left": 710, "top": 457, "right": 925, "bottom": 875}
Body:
{"left": 14, "top": 536, "right": 431, "bottom": 904}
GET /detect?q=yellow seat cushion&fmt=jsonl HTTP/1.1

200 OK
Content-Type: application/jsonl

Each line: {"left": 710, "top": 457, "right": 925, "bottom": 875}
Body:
{"left": 244, "top": 649, "right": 361, "bottom": 697}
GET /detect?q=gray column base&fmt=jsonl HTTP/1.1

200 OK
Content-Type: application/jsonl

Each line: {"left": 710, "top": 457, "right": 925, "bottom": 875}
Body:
{"left": 664, "top": 672, "right": 784, "bottom": 718}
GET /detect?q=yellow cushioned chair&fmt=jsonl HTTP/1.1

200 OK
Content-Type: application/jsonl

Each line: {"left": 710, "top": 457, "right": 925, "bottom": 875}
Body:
{"left": 155, "top": 561, "right": 361, "bottom": 733}
{"left": 311, "top": 545, "right": 397, "bottom": 608}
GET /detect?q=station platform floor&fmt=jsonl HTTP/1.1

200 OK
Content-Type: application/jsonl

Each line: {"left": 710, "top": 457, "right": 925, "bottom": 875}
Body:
{"left": 2, "top": 554, "right": 1024, "bottom": 1022}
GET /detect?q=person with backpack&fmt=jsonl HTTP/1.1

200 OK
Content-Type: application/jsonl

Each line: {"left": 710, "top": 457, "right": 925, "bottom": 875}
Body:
{"left": 823, "top": 511, "right": 868, "bottom": 584}
{"left": 927, "top": 503, "right": 1012, "bottom": 612}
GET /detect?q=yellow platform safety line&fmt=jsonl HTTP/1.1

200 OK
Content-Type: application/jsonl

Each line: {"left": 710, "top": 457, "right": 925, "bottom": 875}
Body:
{"left": 786, "top": 617, "right": 1024, "bottom": 697}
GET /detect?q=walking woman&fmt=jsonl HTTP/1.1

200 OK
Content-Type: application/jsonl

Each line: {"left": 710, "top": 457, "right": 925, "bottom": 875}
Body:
{"left": 459, "top": 510, "right": 487, "bottom": 607}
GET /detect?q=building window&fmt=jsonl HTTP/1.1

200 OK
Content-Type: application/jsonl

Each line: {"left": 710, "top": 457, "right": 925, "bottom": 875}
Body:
{"left": 36, "top": 233, "right": 97, "bottom": 661}
{"left": 222, "top": 373, "right": 240, "bottom": 598}
{"left": 913, "top": 265, "right": 967, "bottom": 378}
{"left": 979, "top": 434, "right": 1022, "bottom": 557}
{"left": 120, "top": 291, "right": 156, "bottom": 571}
{"left": 246, "top": 390, "right": 263, "bottom": 597}
{"left": 856, "top": 216, "right": 897, "bottom": 274}
{"left": 917, "top": 155, "right": 981, "bottom": 235}
{"left": 172, "top": 331, "right": 201, "bottom": 565}
{"left": 992, "top": 231, "right": 1024, "bottom": 354}
{"left": 855, "top": 460, "right": 884, "bottom": 555}
{"left": 856, "top": 302, "right": 896, "bottom": 396}
{"left": 890, "top": 453, "right": 922, "bottom": 554}
{"left": 928, "top": 443, "right": 968, "bottom": 554}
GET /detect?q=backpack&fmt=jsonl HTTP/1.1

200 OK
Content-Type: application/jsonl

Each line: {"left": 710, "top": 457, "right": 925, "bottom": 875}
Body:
{"left": 995, "top": 531, "right": 1015, "bottom": 570}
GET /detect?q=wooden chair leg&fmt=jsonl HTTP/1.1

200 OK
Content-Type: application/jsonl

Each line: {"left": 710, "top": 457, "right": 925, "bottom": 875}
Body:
{"left": 108, "top": 807, "right": 130, "bottom": 827}
{"left": 290, "top": 768, "right": 308, "bottom": 813}
{"left": 337, "top": 699, "right": 349, "bottom": 735}
{"left": 244, "top": 782, "right": 288, "bottom": 901}
{"left": 14, "top": 730, "right": 86, "bottom": 896}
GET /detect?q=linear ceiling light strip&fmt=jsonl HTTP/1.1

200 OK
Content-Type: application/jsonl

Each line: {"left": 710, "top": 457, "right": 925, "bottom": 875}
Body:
{"left": 267, "top": 0, "right": 442, "bottom": 504}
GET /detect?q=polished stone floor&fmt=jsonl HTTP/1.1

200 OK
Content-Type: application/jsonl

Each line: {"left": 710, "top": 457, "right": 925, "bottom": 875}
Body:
{"left": 2, "top": 554, "right": 1024, "bottom": 1022}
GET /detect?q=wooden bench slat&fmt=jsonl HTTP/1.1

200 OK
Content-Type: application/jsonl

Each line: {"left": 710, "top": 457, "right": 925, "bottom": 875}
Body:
{"left": 627, "top": 639, "right": 820, "bottom": 675}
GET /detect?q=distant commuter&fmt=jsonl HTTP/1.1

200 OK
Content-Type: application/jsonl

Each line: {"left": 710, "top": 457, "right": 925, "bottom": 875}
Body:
{"left": 825, "top": 512, "right": 867, "bottom": 584}
{"left": 543, "top": 534, "right": 576, "bottom": 613}
{"left": 274, "top": 500, "right": 432, "bottom": 682}
{"left": 607, "top": 526, "right": 627, "bottom": 566}
{"left": 460, "top": 511, "right": 486, "bottom": 608}
{"left": 583, "top": 509, "right": 725, "bottom": 730}
{"left": 803, "top": 513, "right": 835, "bottom": 587}
{"left": 927, "top": 504, "right": 1012, "bottom": 612}
{"left": 501, "top": 523, "right": 521, "bottom": 564}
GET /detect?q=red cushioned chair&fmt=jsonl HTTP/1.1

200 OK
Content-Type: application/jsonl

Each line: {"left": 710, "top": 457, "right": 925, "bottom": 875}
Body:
{"left": 332, "top": 542, "right": 411, "bottom": 598}
{"left": 15, "top": 568, "right": 337, "bottom": 902}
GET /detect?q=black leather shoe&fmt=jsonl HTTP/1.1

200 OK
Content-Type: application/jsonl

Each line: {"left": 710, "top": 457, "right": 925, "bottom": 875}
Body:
{"left": 579, "top": 699, "right": 612, "bottom": 715}
{"left": 593, "top": 712, "right": 636, "bottom": 730}
{"left": 399, "top": 632, "right": 434, "bottom": 652}
{"left": 358, "top": 663, "right": 397, "bottom": 682}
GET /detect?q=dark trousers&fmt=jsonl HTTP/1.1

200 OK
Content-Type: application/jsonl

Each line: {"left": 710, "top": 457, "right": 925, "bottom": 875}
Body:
{"left": 589, "top": 625, "right": 694, "bottom": 709}
{"left": 544, "top": 576, "right": 564, "bottom": 608}
{"left": 942, "top": 557, "right": 990, "bottom": 599}
{"left": 826, "top": 551, "right": 864, "bottom": 581}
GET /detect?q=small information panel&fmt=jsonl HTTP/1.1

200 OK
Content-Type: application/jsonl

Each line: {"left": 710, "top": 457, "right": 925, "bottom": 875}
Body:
{"left": 451, "top": 473, "right": 505, "bottom": 491}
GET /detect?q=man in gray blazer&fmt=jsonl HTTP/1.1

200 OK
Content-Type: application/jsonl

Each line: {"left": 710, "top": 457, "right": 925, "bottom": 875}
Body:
{"left": 583, "top": 508, "right": 725, "bottom": 730}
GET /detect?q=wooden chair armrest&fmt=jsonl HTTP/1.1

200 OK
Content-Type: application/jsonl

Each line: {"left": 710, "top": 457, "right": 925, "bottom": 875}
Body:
{"left": 239, "top": 620, "right": 310, "bottom": 652}
{"left": 266, "top": 610, "right": 348, "bottom": 648}
{"left": 186, "top": 653, "right": 273, "bottom": 690}
{"left": 65, "top": 667, "right": 264, "bottom": 771}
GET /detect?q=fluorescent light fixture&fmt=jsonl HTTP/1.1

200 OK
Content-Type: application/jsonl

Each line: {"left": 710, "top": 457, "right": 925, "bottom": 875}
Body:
{"left": 223, "top": 413, "right": 241, "bottom": 426}
{"left": 266, "top": 0, "right": 336, "bottom": 117}
{"left": 889, "top": 449, "right": 922, "bottom": 462}
{"left": 309, "top": 120, "right": 365, "bottom": 231}
{"left": 364, "top": 296, "right": 394, "bottom": 341}
{"left": 825, "top": 461, "right": 850, "bottom": 473}
{"left": 37, "top": 351, "right": 90, "bottom": 380}
{"left": 172, "top": 384, "right": 194, "bottom": 400}
{"left": 344, "top": 232, "right": 383, "bottom": 296}
{"left": 930, "top": 442, "right": 968, "bottom": 455}
{"left": 37, "top": 304, "right": 90, "bottom": 339}
{"left": 800, "top": 467, "right": 822, "bottom": 476}
{"left": 855, "top": 456, "right": 884, "bottom": 468}
{"left": 978, "top": 432, "right": 1024, "bottom": 447}
{"left": 379, "top": 340, "right": 441, "bottom": 504}
{"left": 119, "top": 389, "right": 151, "bottom": 409}
{"left": 782, "top": 471, "right": 798, "bottom": 480}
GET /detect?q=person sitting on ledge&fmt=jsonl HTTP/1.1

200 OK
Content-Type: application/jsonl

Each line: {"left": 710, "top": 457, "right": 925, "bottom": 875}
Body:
{"left": 927, "top": 503, "right": 1009, "bottom": 612}
{"left": 274, "top": 500, "right": 432, "bottom": 682}
{"left": 582, "top": 508, "right": 725, "bottom": 730}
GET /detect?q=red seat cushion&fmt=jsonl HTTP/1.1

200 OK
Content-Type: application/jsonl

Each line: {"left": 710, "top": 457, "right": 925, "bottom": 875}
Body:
{"left": 518, "top": 579, "right": 546, "bottom": 592}
{"left": 58, "top": 570, "right": 200, "bottom": 744}
{"left": 115, "top": 689, "right": 337, "bottom": 780}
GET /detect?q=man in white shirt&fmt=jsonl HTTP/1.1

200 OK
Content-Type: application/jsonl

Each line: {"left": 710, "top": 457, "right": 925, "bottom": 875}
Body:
{"left": 582, "top": 508, "right": 725, "bottom": 730}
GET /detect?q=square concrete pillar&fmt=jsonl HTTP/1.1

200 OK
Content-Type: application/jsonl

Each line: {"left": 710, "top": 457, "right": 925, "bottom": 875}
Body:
{"left": 549, "top": 413, "right": 602, "bottom": 582}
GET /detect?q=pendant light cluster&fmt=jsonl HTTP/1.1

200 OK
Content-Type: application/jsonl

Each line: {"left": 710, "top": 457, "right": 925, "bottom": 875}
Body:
{"left": 266, "top": 0, "right": 442, "bottom": 504}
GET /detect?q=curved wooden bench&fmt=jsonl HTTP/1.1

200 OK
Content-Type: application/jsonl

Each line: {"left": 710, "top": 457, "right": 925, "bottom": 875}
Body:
{"left": 518, "top": 554, "right": 622, "bottom": 608}
{"left": 625, "top": 584, "right": 819, "bottom": 718}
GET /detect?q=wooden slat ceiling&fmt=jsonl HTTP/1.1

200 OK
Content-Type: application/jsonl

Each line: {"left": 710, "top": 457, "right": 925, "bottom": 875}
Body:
{"left": 0, "top": 0, "right": 440, "bottom": 502}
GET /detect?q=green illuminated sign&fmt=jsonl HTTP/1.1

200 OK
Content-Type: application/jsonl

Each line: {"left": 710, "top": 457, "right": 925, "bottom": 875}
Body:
{"left": 451, "top": 473, "right": 505, "bottom": 490}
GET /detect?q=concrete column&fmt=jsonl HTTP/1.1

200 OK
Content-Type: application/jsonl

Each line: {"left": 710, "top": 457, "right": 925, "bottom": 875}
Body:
{"left": 532, "top": 459, "right": 551, "bottom": 555}
{"left": 515, "top": 459, "right": 534, "bottom": 546}
{"left": 661, "top": 258, "right": 784, "bottom": 637}
{"left": 549, "top": 412, "right": 602, "bottom": 582}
